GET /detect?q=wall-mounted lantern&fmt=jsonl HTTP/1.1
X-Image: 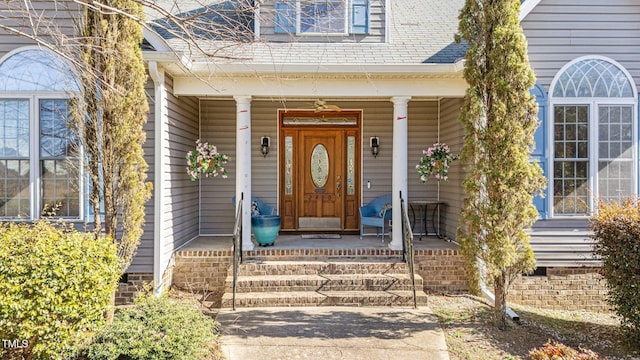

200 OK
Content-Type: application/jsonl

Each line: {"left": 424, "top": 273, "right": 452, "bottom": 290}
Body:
{"left": 261, "top": 136, "right": 270, "bottom": 157}
{"left": 370, "top": 136, "right": 380, "bottom": 158}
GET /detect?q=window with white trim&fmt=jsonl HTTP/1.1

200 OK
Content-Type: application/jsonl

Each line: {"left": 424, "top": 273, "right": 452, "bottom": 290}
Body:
{"left": 274, "top": 0, "right": 369, "bottom": 35}
{"left": 299, "top": 0, "right": 347, "bottom": 34}
{"left": 0, "top": 49, "right": 81, "bottom": 220}
{"left": 550, "top": 57, "right": 637, "bottom": 216}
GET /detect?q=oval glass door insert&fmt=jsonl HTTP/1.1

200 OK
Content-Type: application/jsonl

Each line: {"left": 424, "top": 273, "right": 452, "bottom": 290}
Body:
{"left": 311, "top": 144, "right": 329, "bottom": 188}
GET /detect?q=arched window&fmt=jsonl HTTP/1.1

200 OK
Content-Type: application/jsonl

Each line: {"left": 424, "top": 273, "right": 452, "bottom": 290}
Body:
{"left": 0, "top": 49, "right": 81, "bottom": 219}
{"left": 549, "top": 56, "right": 637, "bottom": 216}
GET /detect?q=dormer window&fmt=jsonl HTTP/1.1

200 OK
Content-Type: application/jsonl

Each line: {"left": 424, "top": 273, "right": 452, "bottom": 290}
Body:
{"left": 299, "top": 0, "right": 347, "bottom": 34}
{"left": 275, "top": 0, "right": 369, "bottom": 35}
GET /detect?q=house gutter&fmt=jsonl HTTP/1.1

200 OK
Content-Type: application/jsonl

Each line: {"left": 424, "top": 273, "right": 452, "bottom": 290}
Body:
{"left": 186, "top": 61, "right": 465, "bottom": 77}
{"left": 143, "top": 51, "right": 192, "bottom": 73}
{"left": 148, "top": 61, "right": 166, "bottom": 297}
{"left": 142, "top": 51, "right": 464, "bottom": 78}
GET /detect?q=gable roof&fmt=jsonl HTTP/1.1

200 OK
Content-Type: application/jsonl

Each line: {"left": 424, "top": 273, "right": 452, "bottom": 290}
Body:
{"left": 144, "top": 0, "right": 467, "bottom": 75}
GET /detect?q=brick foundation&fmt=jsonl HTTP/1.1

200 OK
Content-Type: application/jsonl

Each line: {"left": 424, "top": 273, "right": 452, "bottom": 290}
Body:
{"left": 415, "top": 249, "right": 468, "bottom": 293}
{"left": 170, "top": 249, "right": 608, "bottom": 312}
{"left": 172, "top": 249, "right": 233, "bottom": 293}
{"left": 115, "top": 272, "right": 154, "bottom": 305}
{"left": 508, "top": 267, "right": 609, "bottom": 312}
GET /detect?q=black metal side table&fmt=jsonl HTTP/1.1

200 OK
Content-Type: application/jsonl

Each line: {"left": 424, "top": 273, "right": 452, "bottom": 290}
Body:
{"left": 409, "top": 200, "right": 445, "bottom": 240}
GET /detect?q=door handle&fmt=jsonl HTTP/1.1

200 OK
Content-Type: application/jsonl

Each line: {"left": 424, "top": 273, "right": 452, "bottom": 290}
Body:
{"left": 336, "top": 181, "right": 342, "bottom": 197}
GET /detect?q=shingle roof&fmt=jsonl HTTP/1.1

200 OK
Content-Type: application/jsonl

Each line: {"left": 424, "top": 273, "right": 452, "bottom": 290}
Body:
{"left": 145, "top": 0, "right": 467, "bottom": 67}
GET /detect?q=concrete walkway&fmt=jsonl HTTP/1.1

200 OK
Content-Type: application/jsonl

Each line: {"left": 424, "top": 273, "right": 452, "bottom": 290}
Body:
{"left": 216, "top": 306, "right": 450, "bottom": 360}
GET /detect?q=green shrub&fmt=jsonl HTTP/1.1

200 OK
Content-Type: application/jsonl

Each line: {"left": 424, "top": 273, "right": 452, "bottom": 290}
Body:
{"left": 86, "top": 294, "right": 220, "bottom": 360}
{"left": 529, "top": 341, "right": 599, "bottom": 360}
{"left": 591, "top": 198, "right": 640, "bottom": 343}
{"left": 0, "top": 221, "right": 120, "bottom": 360}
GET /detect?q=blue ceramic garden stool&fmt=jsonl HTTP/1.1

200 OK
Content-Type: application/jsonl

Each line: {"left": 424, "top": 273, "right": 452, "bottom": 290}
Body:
{"left": 252, "top": 215, "right": 281, "bottom": 246}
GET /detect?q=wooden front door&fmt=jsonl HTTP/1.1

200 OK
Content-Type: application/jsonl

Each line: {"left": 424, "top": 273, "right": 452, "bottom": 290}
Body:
{"left": 279, "top": 110, "right": 361, "bottom": 231}
{"left": 299, "top": 130, "right": 343, "bottom": 229}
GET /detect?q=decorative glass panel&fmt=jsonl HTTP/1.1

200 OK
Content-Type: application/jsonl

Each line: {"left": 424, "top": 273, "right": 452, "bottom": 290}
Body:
{"left": 553, "top": 105, "right": 590, "bottom": 215}
{"left": 0, "top": 50, "right": 79, "bottom": 92}
{"left": 552, "top": 59, "right": 634, "bottom": 98}
{"left": 597, "top": 105, "right": 634, "bottom": 203}
{"left": 283, "top": 116, "right": 357, "bottom": 125}
{"left": 310, "top": 143, "right": 329, "bottom": 188}
{"left": 285, "top": 136, "right": 293, "bottom": 195}
{"left": 347, "top": 136, "right": 355, "bottom": 195}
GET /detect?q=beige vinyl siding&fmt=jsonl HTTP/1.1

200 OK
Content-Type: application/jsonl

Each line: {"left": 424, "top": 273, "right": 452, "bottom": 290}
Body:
{"left": 199, "top": 99, "right": 396, "bottom": 233}
{"left": 197, "top": 98, "right": 466, "bottom": 236}
{"left": 0, "top": 1, "right": 80, "bottom": 55}
{"left": 436, "top": 98, "right": 464, "bottom": 240}
{"left": 522, "top": 0, "right": 640, "bottom": 90}
{"left": 257, "top": 0, "right": 386, "bottom": 43}
{"left": 407, "top": 100, "right": 438, "bottom": 202}
{"left": 127, "top": 78, "right": 156, "bottom": 273}
{"left": 251, "top": 100, "right": 280, "bottom": 207}
{"left": 407, "top": 100, "right": 443, "bottom": 236}
{"left": 522, "top": 0, "right": 639, "bottom": 266}
{"left": 356, "top": 101, "right": 393, "bottom": 203}
{"left": 160, "top": 75, "right": 200, "bottom": 264}
{"left": 199, "top": 100, "right": 237, "bottom": 234}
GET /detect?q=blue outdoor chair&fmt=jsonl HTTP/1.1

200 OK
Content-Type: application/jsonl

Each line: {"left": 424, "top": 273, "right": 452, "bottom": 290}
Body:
{"left": 359, "top": 193, "right": 393, "bottom": 242}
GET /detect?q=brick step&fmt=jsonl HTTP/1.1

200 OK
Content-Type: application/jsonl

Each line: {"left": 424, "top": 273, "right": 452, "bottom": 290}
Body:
{"left": 233, "top": 260, "right": 409, "bottom": 276}
{"left": 243, "top": 254, "right": 404, "bottom": 262}
{"left": 224, "top": 273, "right": 424, "bottom": 293}
{"left": 220, "top": 290, "right": 428, "bottom": 308}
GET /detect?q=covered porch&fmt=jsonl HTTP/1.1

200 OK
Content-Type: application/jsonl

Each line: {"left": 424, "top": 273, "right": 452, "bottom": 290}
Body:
{"left": 149, "top": 63, "right": 469, "bottom": 293}
{"left": 179, "top": 94, "right": 467, "bottom": 250}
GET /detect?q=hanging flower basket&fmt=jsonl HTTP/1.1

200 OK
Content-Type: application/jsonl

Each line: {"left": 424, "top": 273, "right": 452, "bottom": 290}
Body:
{"left": 186, "top": 139, "right": 230, "bottom": 181}
{"left": 416, "top": 142, "right": 458, "bottom": 182}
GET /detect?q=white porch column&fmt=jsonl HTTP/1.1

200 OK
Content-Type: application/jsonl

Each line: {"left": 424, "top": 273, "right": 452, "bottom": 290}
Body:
{"left": 234, "top": 95, "right": 254, "bottom": 251}
{"left": 149, "top": 61, "right": 167, "bottom": 296}
{"left": 390, "top": 96, "right": 411, "bottom": 250}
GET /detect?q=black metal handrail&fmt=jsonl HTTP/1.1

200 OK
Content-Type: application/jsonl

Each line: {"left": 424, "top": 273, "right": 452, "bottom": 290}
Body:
{"left": 232, "top": 192, "right": 243, "bottom": 311}
{"left": 400, "top": 191, "right": 417, "bottom": 309}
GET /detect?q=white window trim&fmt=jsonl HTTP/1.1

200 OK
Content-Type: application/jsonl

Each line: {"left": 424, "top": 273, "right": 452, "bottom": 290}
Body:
{"left": 548, "top": 98, "right": 637, "bottom": 218}
{"left": 296, "top": 0, "right": 349, "bottom": 36}
{"left": 0, "top": 48, "right": 84, "bottom": 221}
{"left": 548, "top": 56, "right": 638, "bottom": 219}
{"left": 0, "top": 94, "right": 84, "bottom": 222}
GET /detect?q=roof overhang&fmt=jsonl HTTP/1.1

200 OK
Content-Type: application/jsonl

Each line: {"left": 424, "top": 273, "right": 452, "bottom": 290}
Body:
{"left": 142, "top": 52, "right": 467, "bottom": 98}
{"left": 519, "top": 0, "right": 541, "bottom": 21}
{"left": 143, "top": 50, "right": 465, "bottom": 77}
{"left": 182, "top": 61, "right": 466, "bottom": 77}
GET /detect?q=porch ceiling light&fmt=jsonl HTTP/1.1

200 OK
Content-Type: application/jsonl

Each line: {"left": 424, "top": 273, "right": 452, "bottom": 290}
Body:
{"left": 370, "top": 137, "right": 380, "bottom": 158}
{"left": 261, "top": 136, "right": 270, "bottom": 157}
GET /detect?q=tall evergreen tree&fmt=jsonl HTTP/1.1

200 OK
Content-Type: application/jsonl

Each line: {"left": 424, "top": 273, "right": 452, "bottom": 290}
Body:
{"left": 71, "top": 0, "right": 152, "bottom": 273}
{"left": 456, "top": 0, "right": 546, "bottom": 329}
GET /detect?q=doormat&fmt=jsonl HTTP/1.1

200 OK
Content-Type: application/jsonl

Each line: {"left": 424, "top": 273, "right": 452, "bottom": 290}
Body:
{"left": 301, "top": 234, "right": 341, "bottom": 239}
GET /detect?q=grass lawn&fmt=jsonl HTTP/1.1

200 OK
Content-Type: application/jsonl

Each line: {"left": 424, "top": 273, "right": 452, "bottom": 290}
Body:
{"left": 429, "top": 293, "right": 640, "bottom": 360}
